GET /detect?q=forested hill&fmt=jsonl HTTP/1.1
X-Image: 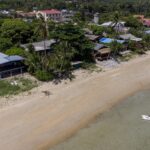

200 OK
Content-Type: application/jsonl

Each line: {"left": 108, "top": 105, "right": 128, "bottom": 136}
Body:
{"left": 0, "top": 0, "right": 150, "bottom": 15}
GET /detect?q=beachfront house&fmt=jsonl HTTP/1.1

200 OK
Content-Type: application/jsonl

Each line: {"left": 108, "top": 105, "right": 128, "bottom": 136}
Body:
{"left": 99, "top": 37, "right": 125, "bottom": 44}
{"left": 21, "top": 39, "right": 56, "bottom": 54}
{"left": 36, "top": 9, "right": 62, "bottom": 22}
{"left": 134, "top": 15, "right": 150, "bottom": 27}
{"left": 93, "top": 43, "right": 111, "bottom": 61}
{"left": 100, "top": 21, "right": 129, "bottom": 33}
{"left": 118, "top": 34, "right": 142, "bottom": 42}
{"left": 0, "top": 52, "right": 25, "bottom": 78}
{"left": 85, "top": 34, "right": 100, "bottom": 42}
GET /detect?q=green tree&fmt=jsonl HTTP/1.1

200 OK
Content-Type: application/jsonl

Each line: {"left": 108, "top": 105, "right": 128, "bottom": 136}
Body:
{"left": 0, "top": 19, "right": 32, "bottom": 44}
{"left": 0, "top": 38, "right": 13, "bottom": 52}
{"left": 110, "top": 41, "right": 123, "bottom": 58}
{"left": 5, "top": 47, "right": 26, "bottom": 56}
{"left": 125, "top": 16, "right": 143, "bottom": 29}
{"left": 52, "top": 23, "right": 93, "bottom": 62}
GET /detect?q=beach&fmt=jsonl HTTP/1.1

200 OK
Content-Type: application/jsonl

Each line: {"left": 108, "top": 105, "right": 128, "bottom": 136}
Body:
{"left": 0, "top": 53, "right": 150, "bottom": 150}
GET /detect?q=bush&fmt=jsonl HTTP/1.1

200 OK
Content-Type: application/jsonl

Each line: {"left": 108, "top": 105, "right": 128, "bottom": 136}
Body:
{"left": 5, "top": 47, "right": 26, "bottom": 56}
{"left": 0, "top": 38, "right": 13, "bottom": 52}
{"left": 35, "top": 70, "right": 54, "bottom": 81}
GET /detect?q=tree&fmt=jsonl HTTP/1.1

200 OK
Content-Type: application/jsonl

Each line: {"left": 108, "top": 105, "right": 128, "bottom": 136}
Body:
{"left": 5, "top": 47, "right": 26, "bottom": 56}
{"left": 52, "top": 23, "right": 93, "bottom": 62}
{"left": 125, "top": 16, "right": 143, "bottom": 29}
{"left": 50, "top": 41, "right": 74, "bottom": 77}
{"left": 110, "top": 41, "right": 123, "bottom": 58}
{"left": 0, "top": 38, "right": 13, "bottom": 52}
{"left": 0, "top": 19, "right": 32, "bottom": 44}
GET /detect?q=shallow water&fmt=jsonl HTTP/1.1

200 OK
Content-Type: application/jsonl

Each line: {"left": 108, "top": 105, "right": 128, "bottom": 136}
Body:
{"left": 49, "top": 90, "right": 150, "bottom": 150}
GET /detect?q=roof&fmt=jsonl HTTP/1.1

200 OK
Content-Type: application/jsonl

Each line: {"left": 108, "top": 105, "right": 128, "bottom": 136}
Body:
{"left": 0, "top": 53, "right": 24, "bottom": 65}
{"left": 100, "top": 21, "right": 125, "bottom": 27}
{"left": 21, "top": 40, "right": 56, "bottom": 52}
{"left": 85, "top": 34, "right": 99, "bottom": 41}
{"left": 94, "top": 43, "right": 105, "bottom": 51}
{"left": 119, "top": 34, "right": 142, "bottom": 42}
{"left": 0, "top": 52, "right": 8, "bottom": 58}
{"left": 99, "top": 38, "right": 125, "bottom": 44}
{"left": 39, "top": 9, "right": 61, "bottom": 14}
{"left": 145, "top": 30, "right": 150, "bottom": 34}
{"left": 100, "top": 48, "right": 111, "bottom": 54}
{"left": 8, "top": 56, "right": 24, "bottom": 62}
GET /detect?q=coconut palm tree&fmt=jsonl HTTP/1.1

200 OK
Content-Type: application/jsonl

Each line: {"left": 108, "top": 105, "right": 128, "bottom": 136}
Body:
{"left": 34, "top": 14, "right": 49, "bottom": 54}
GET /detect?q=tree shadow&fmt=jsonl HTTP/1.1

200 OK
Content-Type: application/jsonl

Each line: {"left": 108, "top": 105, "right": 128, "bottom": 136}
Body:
{"left": 52, "top": 72, "right": 75, "bottom": 85}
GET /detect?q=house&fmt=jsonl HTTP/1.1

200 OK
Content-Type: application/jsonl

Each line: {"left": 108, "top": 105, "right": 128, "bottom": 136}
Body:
{"left": 93, "top": 43, "right": 111, "bottom": 60}
{"left": 16, "top": 11, "right": 36, "bottom": 19}
{"left": 94, "top": 13, "right": 99, "bottom": 24}
{"left": 134, "top": 15, "right": 150, "bottom": 27}
{"left": 36, "top": 9, "right": 62, "bottom": 22}
{"left": 85, "top": 34, "right": 100, "bottom": 42}
{"left": 118, "top": 34, "right": 142, "bottom": 42}
{"left": 61, "top": 9, "right": 75, "bottom": 22}
{"left": 0, "top": 52, "right": 25, "bottom": 78}
{"left": 99, "top": 37, "right": 125, "bottom": 44}
{"left": 21, "top": 40, "right": 56, "bottom": 53}
{"left": 100, "top": 21, "right": 129, "bottom": 33}
{"left": 144, "top": 30, "right": 150, "bottom": 34}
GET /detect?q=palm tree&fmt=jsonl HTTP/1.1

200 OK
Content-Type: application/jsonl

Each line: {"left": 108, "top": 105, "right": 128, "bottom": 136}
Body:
{"left": 112, "top": 11, "right": 121, "bottom": 33}
{"left": 35, "top": 14, "right": 49, "bottom": 54}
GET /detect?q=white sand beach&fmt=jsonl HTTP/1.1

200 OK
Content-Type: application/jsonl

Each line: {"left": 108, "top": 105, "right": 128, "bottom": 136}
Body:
{"left": 0, "top": 53, "right": 150, "bottom": 150}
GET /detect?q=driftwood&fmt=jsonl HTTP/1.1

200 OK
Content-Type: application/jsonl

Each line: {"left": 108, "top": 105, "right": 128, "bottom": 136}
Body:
{"left": 42, "top": 91, "right": 51, "bottom": 96}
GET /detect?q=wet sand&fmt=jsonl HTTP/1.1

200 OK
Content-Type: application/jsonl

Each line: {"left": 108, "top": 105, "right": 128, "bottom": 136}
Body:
{"left": 0, "top": 54, "right": 150, "bottom": 150}
{"left": 49, "top": 89, "right": 150, "bottom": 150}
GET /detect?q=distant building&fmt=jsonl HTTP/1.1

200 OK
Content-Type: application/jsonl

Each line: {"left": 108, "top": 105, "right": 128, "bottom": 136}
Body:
{"left": 100, "top": 21, "right": 129, "bottom": 33}
{"left": 36, "top": 9, "right": 62, "bottom": 22}
{"left": 134, "top": 15, "right": 150, "bottom": 27}
{"left": 21, "top": 40, "right": 56, "bottom": 53}
{"left": 118, "top": 34, "right": 142, "bottom": 42}
{"left": 94, "top": 13, "right": 99, "bottom": 24}
{"left": 0, "top": 52, "right": 25, "bottom": 78}
{"left": 61, "top": 9, "right": 75, "bottom": 22}
{"left": 16, "top": 11, "right": 36, "bottom": 21}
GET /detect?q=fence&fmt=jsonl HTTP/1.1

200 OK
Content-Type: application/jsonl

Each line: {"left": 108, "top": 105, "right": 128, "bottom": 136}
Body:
{"left": 0, "top": 67, "right": 26, "bottom": 79}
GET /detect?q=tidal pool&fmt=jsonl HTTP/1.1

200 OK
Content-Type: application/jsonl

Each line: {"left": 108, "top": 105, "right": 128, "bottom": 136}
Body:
{"left": 50, "top": 90, "right": 150, "bottom": 150}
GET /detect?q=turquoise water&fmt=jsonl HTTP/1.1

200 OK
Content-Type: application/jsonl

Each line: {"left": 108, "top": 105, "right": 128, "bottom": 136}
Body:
{"left": 49, "top": 90, "right": 150, "bottom": 150}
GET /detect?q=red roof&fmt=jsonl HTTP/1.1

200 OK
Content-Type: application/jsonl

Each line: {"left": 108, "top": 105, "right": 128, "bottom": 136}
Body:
{"left": 40, "top": 9, "right": 61, "bottom": 14}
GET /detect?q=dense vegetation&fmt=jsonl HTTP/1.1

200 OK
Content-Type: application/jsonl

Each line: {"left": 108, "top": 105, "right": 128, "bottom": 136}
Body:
{"left": 1, "top": 0, "right": 150, "bottom": 16}
{"left": 0, "top": 17, "right": 94, "bottom": 81}
{"left": 1, "top": 0, "right": 150, "bottom": 81}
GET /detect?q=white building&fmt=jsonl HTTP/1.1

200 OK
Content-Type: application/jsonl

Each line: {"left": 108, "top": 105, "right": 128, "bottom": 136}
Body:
{"left": 36, "top": 9, "right": 62, "bottom": 22}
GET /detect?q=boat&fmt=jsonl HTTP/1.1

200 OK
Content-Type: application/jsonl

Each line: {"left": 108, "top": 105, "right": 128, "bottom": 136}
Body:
{"left": 142, "top": 115, "right": 150, "bottom": 121}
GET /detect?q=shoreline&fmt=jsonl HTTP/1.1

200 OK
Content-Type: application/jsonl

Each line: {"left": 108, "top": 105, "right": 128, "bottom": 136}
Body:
{"left": 0, "top": 53, "right": 150, "bottom": 150}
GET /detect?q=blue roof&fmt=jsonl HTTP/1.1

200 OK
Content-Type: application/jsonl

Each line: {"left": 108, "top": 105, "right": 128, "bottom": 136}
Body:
{"left": 99, "top": 37, "right": 125, "bottom": 44}
{"left": 0, "top": 52, "right": 24, "bottom": 65}
{"left": 7, "top": 55, "right": 24, "bottom": 62}
{"left": 0, "top": 52, "right": 8, "bottom": 58}
{"left": 145, "top": 30, "right": 150, "bottom": 34}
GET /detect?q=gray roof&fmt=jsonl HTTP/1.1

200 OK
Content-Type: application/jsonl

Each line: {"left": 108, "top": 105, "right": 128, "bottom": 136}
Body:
{"left": 0, "top": 53, "right": 24, "bottom": 65}
{"left": 119, "top": 34, "right": 142, "bottom": 42}
{"left": 21, "top": 39, "right": 56, "bottom": 52}
{"left": 8, "top": 55, "right": 24, "bottom": 62}
{"left": 94, "top": 43, "right": 105, "bottom": 51}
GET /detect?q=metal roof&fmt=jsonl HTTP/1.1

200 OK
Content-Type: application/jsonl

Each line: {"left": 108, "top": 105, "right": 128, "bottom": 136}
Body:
{"left": 99, "top": 38, "right": 125, "bottom": 44}
{"left": 0, "top": 52, "right": 8, "bottom": 58}
{"left": 21, "top": 39, "right": 56, "bottom": 52}
{"left": 0, "top": 52, "right": 24, "bottom": 65}
{"left": 94, "top": 43, "right": 105, "bottom": 51}
{"left": 7, "top": 55, "right": 24, "bottom": 62}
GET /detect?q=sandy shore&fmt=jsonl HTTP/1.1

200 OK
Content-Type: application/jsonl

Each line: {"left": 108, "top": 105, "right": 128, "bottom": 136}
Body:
{"left": 0, "top": 53, "right": 150, "bottom": 150}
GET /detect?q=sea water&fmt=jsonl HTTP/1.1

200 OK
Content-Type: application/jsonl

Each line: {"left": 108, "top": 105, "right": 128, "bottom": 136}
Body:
{"left": 50, "top": 90, "right": 150, "bottom": 150}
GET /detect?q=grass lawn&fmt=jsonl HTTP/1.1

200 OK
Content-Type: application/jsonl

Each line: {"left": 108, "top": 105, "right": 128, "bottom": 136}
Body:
{"left": 0, "top": 77, "right": 37, "bottom": 97}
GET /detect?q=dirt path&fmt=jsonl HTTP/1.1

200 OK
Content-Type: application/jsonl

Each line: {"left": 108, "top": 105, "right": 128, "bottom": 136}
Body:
{"left": 0, "top": 54, "right": 150, "bottom": 150}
